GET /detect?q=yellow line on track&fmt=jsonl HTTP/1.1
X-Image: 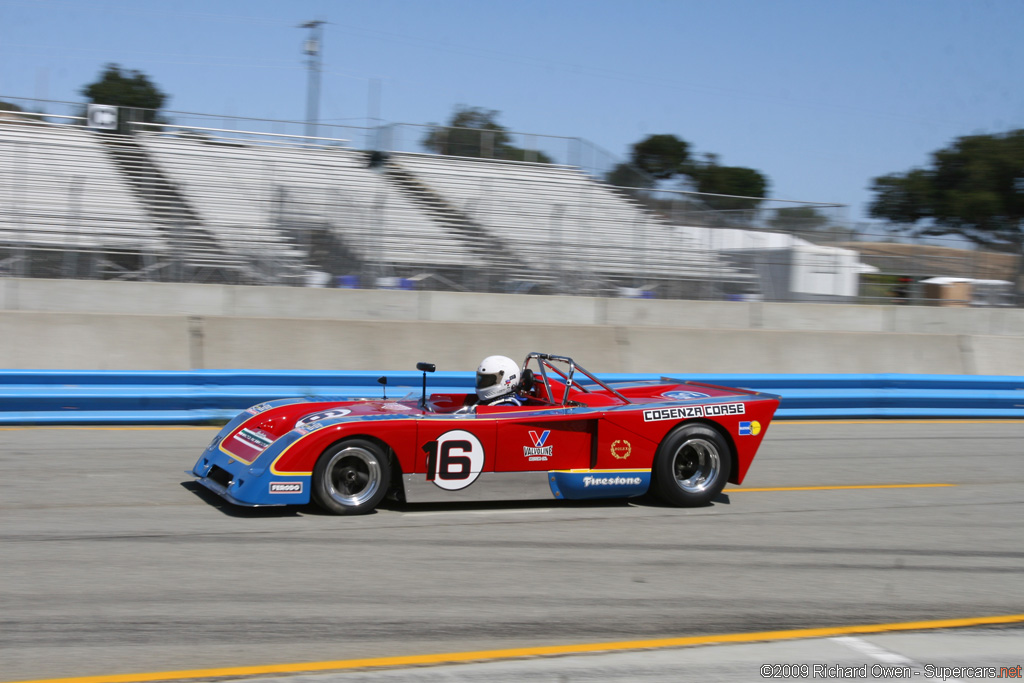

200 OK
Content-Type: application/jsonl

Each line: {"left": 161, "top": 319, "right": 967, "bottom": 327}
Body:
{"left": 725, "top": 483, "right": 955, "bottom": 493}
{"left": 9, "top": 613, "right": 1024, "bottom": 683}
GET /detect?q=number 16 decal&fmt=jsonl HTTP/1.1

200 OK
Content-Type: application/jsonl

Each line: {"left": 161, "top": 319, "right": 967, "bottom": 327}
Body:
{"left": 423, "top": 430, "right": 484, "bottom": 490}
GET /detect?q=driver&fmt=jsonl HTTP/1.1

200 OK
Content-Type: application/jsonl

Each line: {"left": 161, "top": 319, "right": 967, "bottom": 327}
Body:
{"left": 475, "top": 355, "right": 525, "bottom": 407}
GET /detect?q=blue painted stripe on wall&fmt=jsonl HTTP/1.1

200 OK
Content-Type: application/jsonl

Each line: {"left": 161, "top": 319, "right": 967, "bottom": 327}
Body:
{"left": 0, "top": 370, "right": 1021, "bottom": 424}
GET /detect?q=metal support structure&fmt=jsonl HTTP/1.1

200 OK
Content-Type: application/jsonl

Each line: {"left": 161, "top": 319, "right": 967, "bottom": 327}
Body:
{"left": 299, "top": 20, "right": 326, "bottom": 143}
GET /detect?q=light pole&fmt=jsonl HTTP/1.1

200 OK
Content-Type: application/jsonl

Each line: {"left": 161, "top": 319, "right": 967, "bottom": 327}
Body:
{"left": 299, "top": 20, "right": 325, "bottom": 142}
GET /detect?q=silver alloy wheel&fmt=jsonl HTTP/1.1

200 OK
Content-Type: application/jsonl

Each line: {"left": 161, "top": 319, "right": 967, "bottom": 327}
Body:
{"left": 323, "top": 446, "right": 382, "bottom": 507}
{"left": 670, "top": 437, "right": 721, "bottom": 493}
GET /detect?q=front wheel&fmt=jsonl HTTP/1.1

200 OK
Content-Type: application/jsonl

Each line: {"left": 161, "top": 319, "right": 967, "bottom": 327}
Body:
{"left": 653, "top": 424, "right": 731, "bottom": 507}
{"left": 311, "top": 439, "right": 391, "bottom": 515}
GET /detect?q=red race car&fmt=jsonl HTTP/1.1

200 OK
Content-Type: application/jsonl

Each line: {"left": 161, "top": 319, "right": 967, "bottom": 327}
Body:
{"left": 191, "top": 352, "right": 780, "bottom": 514}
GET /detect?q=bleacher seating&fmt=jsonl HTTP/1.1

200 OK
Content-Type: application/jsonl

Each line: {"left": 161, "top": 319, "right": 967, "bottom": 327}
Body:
{"left": 0, "top": 114, "right": 753, "bottom": 295}
{"left": 0, "top": 121, "right": 162, "bottom": 253}
{"left": 137, "top": 132, "right": 473, "bottom": 269}
{"left": 390, "top": 152, "right": 746, "bottom": 286}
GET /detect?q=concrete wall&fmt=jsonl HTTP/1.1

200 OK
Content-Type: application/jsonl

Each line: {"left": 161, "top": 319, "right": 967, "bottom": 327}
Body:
{"left": 2, "top": 278, "right": 1023, "bottom": 373}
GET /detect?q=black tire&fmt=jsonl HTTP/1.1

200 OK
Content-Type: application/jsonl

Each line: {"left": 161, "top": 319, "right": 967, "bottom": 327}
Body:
{"left": 653, "top": 424, "right": 731, "bottom": 507}
{"left": 311, "top": 439, "right": 391, "bottom": 515}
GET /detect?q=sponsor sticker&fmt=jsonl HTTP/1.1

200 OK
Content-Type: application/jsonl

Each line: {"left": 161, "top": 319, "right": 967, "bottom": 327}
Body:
{"left": 583, "top": 475, "right": 642, "bottom": 487}
{"left": 270, "top": 481, "right": 303, "bottom": 494}
{"left": 739, "top": 420, "right": 762, "bottom": 436}
{"left": 296, "top": 421, "right": 325, "bottom": 435}
{"left": 610, "top": 439, "right": 632, "bottom": 460}
{"left": 233, "top": 428, "right": 273, "bottom": 452}
{"left": 524, "top": 430, "right": 553, "bottom": 461}
{"left": 643, "top": 402, "right": 745, "bottom": 422}
{"left": 662, "top": 390, "right": 711, "bottom": 400}
{"left": 296, "top": 409, "right": 351, "bottom": 427}
{"left": 246, "top": 402, "right": 272, "bottom": 415}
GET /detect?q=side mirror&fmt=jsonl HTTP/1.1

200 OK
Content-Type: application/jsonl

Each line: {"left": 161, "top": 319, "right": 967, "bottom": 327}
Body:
{"left": 377, "top": 375, "right": 387, "bottom": 400}
{"left": 417, "top": 362, "right": 436, "bottom": 409}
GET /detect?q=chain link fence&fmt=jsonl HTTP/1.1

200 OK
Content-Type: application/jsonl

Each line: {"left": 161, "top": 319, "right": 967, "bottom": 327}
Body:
{"left": 1, "top": 96, "right": 1020, "bottom": 305}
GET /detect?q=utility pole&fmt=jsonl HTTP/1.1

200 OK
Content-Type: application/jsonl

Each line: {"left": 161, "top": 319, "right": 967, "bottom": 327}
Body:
{"left": 299, "top": 20, "right": 325, "bottom": 142}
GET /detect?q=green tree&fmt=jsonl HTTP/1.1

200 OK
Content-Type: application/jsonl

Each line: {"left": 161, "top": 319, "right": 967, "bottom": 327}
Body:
{"left": 689, "top": 154, "right": 769, "bottom": 213}
{"left": 612, "top": 134, "right": 768, "bottom": 212}
{"left": 605, "top": 162, "right": 653, "bottom": 188}
{"left": 81, "top": 64, "right": 168, "bottom": 133}
{"left": 868, "top": 130, "right": 1024, "bottom": 254}
{"left": 629, "top": 134, "right": 691, "bottom": 180}
{"left": 501, "top": 146, "right": 554, "bottom": 164}
{"left": 422, "top": 105, "right": 552, "bottom": 162}
{"left": 768, "top": 206, "right": 829, "bottom": 231}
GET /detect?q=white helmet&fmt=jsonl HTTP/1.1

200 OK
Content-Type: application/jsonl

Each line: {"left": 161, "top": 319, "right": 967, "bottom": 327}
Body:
{"left": 476, "top": 355, "right": 521, "bottom": 403}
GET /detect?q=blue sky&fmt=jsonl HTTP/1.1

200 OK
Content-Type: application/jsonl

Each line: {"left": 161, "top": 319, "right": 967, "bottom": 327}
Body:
{"left": 2, "top": 0, "right": 1022, "bottom": 223}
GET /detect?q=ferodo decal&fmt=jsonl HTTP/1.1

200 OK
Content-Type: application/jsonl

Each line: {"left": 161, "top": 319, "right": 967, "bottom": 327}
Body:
{"left": 739, "top": 421, "right": 762, "bottom": 436}
{"left": 296, "top": 409, "right": 351, "bottom": 427}
{"left": 610, "top": 439, "right": 632, "bottom": 460}
{"left": 662, "top": 390, "right": 710, "bottom": 400}
{"left": 270, "top": 481, "right": 303, "bottom": 494}
{"left": 643, "top": 402, "right": 745, "bottom": 422}
{"left": 423, "top": 430, "right": 485, "bottom": 490}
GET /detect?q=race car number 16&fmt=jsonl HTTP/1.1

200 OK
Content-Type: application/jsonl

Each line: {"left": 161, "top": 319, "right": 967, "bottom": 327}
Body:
{"left": 423, "top": 430, "right": 484, "bottom": 490}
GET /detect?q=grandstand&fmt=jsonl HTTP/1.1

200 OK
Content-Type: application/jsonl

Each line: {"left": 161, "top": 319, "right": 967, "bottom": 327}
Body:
{"left": 0, "top": 118, "right": 164, "bottom": 279}
{"left": 388, "top": 152, "right": 752, "bottom": 296}
{"left": 137, "top": 126, "right": 477, "bottom": 287}
{"left": 0, "top": 103, "right": 789, "bottom": 298}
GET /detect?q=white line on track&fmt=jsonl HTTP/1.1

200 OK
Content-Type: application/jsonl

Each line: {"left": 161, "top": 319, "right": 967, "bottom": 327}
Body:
{"left": 832, "top": 636, "right": 964, "bottom": 682}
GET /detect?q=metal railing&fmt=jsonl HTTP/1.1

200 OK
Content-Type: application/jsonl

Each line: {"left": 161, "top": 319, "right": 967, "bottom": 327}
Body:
{"left": 0, "top": 96, "right": 1019, "bottom": 305}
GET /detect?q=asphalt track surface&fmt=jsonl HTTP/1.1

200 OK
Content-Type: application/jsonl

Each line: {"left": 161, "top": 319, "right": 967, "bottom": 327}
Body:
{"left": 1, "top": 421, "right": 1023, "bottom": 682}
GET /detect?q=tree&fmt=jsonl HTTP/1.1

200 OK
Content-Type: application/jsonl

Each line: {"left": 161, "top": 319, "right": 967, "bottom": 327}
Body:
{"left": 81, "top": 64, "right": 168, "bottom": 134}
{"left": 768, "top": 206, "right": 830, "bottom": 231}
{"left": 688, "top": 154, "right": 769, "bottom": 213}
{"left": 605, "top": 162, "right": 653, "bottom": 189}
{"left": 869, "top": 130, "right": 1024, "bottom": 254}
{"left": 629, "top": 134, "right": 690, "bottom": 180}
{"left": 422, "top": 105, "right": 552, "bottom": 163}
{"left": 611, "top": 134, "right": 768, "bottom": 213}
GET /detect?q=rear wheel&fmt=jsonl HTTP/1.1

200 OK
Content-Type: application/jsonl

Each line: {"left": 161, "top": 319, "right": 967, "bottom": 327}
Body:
{"left": 311, "top": 439, "right": 391, "bottom": 515}
{"left": 653, "top": 424, "right": 731, "bottom": 507}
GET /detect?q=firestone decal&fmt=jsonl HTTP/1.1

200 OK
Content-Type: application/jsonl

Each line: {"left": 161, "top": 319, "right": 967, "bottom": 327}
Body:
{"left": 643, "top": 403, "right": 745, "bottom": 422}
{"left": 270, "top": 481, "right": 303, "bottom": 494}
{"left": 610, "top": 439, "right": 632, "bottom": 460}
{"left": 583, "top": 475, "right": 642, "bottom": 487}
{"left": 524, "top": 430, "right": 553, "bottom": 461}
{"left": 662, "top": 390, "right": 711, "bottom": 400}
{"left": 423, "top": 430, "right": 485, "bottom": 491}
